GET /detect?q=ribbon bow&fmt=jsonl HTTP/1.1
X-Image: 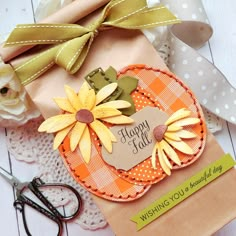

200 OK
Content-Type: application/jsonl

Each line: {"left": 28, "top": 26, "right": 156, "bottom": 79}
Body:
{"left": 4, "top": 0, "right": 179, "bottom": 85}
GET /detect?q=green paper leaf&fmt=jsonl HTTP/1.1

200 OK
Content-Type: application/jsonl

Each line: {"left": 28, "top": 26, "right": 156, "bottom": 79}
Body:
{"left": 85, "top": 67, "right": 138, "bottom": 115}
{"left": 117, "top": 76, "right": 138, "bottom": 115}
{"left": 85, "top": 67, "right": 122, "bottom": 101}
{"left": 118, "top": 76, "right": 138, "bottom": 94}
{"left": 105, "top": 66, "right": 117, "bottom": 81}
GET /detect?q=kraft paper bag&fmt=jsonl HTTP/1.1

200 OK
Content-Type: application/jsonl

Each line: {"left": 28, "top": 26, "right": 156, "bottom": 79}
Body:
{"left": 94, "top": 132, "right": 236, "bottom": 235}
{"left": 1, "top": 1, "right": 236, "bottom": 235}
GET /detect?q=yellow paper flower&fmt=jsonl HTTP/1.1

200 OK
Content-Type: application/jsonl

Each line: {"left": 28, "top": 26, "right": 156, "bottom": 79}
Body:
{"left": 152, "top": 108, "right": 200, "bottom": 176}
{"left": 38, "top": 82, "right": 134, "bottom": 163}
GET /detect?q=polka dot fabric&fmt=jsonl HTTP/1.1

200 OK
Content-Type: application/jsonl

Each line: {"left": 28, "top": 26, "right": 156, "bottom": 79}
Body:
{"left": 160, "top": 0, "right": 236, "bottom": 124}
{"left": 168, "top": 33, "right": 236, "bottom": 124}
{"left": 162, "top": 0, "right": 209, "bottom": 23}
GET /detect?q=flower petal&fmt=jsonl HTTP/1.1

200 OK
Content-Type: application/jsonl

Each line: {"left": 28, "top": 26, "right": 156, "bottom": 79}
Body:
{"left": 53, "top": 124, "right": 74, "bottom": 149}
{"left": 151, "top": 143, "right": 158, "bottom": 169}
{"left": 92, "top": 106, "right": 121, "bottom": 119}
{"left": 70, "top": 122, "right": 87, "bottom": 151}
{"left": 64, "top": 85, "right": 82, "bottom": 110}
{"left": 165, "top": 137, "right": 194, "bottom": 155}
{"left": 157, "top": 143, "right": 171, "bottom": 175}
{"left": 165, "top": 108, "right": 191, "bottom": 125}
{"left": 102, "top": 115, "right": 134, "bottom": 124}
{"left": 108, "top": 129, "right": 117, "bottom": 142}
{"left": 159, "top": 142, "right": 172, "bottom": 170}
{"left": 167, "top": 124, "right": 183, "bottom": 132}
{"left": 98, "top": 100, "right": 131, "bottom": 109}
{"left": 79, "top": 126, "right": 91, "bottom": 163}
{"left": 38, "top": 114, "right": 76, "bottom": 133}
{"left": 90, "top": 120, "right": 113, "bottom": 153}
{"left": 95, "top": 82, "right": 118, "bottom": 105}
{"left": 82, "top": 89, "right": 96, "bottom": 110}
{"left": 164, "top": 132, "right": 181, "bottom": 141}
{"left": 161, "top": 139, "right": 181, "bottom": 165}
{"left": 171, "top": 117, "right": 200, "bottom": 127}
{"left": 78, "top": 82, "right": 90, "bottom": 104}
{"left": 176, "top": 130, "right": 197, "bottom": 139}
{"left": 53, "top": 97, "right": 76, "bottom": 113}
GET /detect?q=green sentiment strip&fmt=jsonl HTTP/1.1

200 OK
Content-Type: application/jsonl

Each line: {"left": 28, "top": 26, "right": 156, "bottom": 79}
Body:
{"left": 131, "top": 153, "right": 236, "bottom": 231}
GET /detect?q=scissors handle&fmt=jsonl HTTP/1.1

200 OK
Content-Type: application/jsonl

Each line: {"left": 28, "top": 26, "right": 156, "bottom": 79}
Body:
{"left": 29, "top": 177, "right": 82, "bottom": 220}
{"left": 14, "top": 177, "right": 82, "bottom": 236}
{"left": 14, "top": 194, "right": 62, "bottom": 236}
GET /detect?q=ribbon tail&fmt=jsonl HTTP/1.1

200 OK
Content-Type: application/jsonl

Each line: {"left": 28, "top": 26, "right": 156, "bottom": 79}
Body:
{"left": 4, "top": 24, "right": 90, "bottom": 47}
{"left": 55, "top": 33, "right": 94, "bottom": 74}
{"left": 104, "top": 0, "right": 147, "bottom": 22}
{"left": 15, "top": 46, "right": 59, "bottom": 85}
{"left": 104, "top": 5, "right": 180, "bottom": 29}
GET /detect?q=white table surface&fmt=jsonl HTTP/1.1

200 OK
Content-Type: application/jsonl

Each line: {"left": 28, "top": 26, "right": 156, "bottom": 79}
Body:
{"left": 0, "top": 0, "right": 236, "bottom": 235}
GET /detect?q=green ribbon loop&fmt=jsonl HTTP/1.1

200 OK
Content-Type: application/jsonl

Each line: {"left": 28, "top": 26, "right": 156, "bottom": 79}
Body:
{"left": 5, "top": 0, "right": 180, "bottom": 85}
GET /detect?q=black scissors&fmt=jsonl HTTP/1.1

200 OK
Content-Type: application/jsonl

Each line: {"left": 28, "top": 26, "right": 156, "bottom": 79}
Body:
{"left": 0, "top": 166, "right": 82, "bottom": 236}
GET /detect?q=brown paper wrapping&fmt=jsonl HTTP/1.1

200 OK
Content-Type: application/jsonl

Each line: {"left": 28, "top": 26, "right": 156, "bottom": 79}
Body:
{"left": 1, "top": 1, "right": 236, "bottom": 235}
{"left": 94, "top": 133, "right": 236, "bottom": 235}
{"left": 25, "top": 29, "right": 167, "bottom": 119}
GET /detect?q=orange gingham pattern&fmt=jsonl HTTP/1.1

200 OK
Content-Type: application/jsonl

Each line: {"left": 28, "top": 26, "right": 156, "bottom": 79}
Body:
{"left": 110, "top": 65, "right": 206, "bottom": 186}
{"left": 59, "top": 134, "right": 151, "bottom": 201}
{"left": 59, "top": 65, "right": 206, "bottom": 201}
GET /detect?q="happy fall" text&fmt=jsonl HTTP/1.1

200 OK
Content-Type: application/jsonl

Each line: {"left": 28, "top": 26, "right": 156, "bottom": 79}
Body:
{"left": 117, "top": 120, "right": 152, "bottom": 154}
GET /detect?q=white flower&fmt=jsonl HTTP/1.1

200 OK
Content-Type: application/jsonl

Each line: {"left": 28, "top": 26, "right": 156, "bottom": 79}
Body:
{"left": 0, "top": 61, "right": 40, "bottom": 127}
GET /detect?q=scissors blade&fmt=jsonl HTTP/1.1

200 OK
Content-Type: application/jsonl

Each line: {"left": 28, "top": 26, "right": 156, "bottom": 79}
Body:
{"left": 0, "top": 166, "right": 24, "bottom": 190}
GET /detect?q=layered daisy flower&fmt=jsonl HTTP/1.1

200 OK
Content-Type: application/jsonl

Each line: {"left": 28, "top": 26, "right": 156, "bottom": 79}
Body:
{"left": 152, "top": 108, "right": 200, "bottom": 175}
{"left": 38, "top": 82, "right": 133, "bottom": 163}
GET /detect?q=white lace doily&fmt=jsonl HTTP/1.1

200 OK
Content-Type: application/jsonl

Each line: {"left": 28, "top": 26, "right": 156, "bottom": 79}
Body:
{"left": 6, "top": 116, "right": 107, "bottom": 231}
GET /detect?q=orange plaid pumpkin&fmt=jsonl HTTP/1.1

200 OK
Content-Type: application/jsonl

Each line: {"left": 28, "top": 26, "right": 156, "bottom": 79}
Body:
{"left": 59, "top": 65, "right": 206, "bottom": 201}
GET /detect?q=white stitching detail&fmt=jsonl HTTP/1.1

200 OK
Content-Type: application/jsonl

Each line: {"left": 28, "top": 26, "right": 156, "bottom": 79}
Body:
{"left": 15, "top": 47, "right": 56, "bottom": 71}
{"left": 66, "top": 39, "right": 88, "bottom": 71}
{"left": 16, "top": 25, "right": 84, "bottom": 29}
{"left": 142, "top": 6, "right": 166, "bottom": 13}
{"left": 108, "top": 0, "right": 126, "bottom": 9}
{"left": 109, "top": 6, "right": 147, "bottom": 24}
{"left": 72, "top": 37, "right": 94, "bottom": 73}
{"left": 22, "top": 62, "right": 55, "bottom": 85}
{"left": 107, "top": 5, "right": 170, "bottom": 25}
{"left": 55, "top": 41, "right": 71, "bottom": 63}
{"left": 116, "top": 19, "right": 179, "bottom": 28}
{"left": 5, "top": 39, "right": 65, "bottom": 45}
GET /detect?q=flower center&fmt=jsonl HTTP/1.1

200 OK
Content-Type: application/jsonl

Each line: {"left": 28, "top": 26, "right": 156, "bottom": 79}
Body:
{"left": 76, "top": 109, "right": 94, "bottom": 124}
{"left": 0, "top": 87, "right": 9, "bottom": 95}
{"left": 153, "top": 125, "right": 168, "bottom": 142}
